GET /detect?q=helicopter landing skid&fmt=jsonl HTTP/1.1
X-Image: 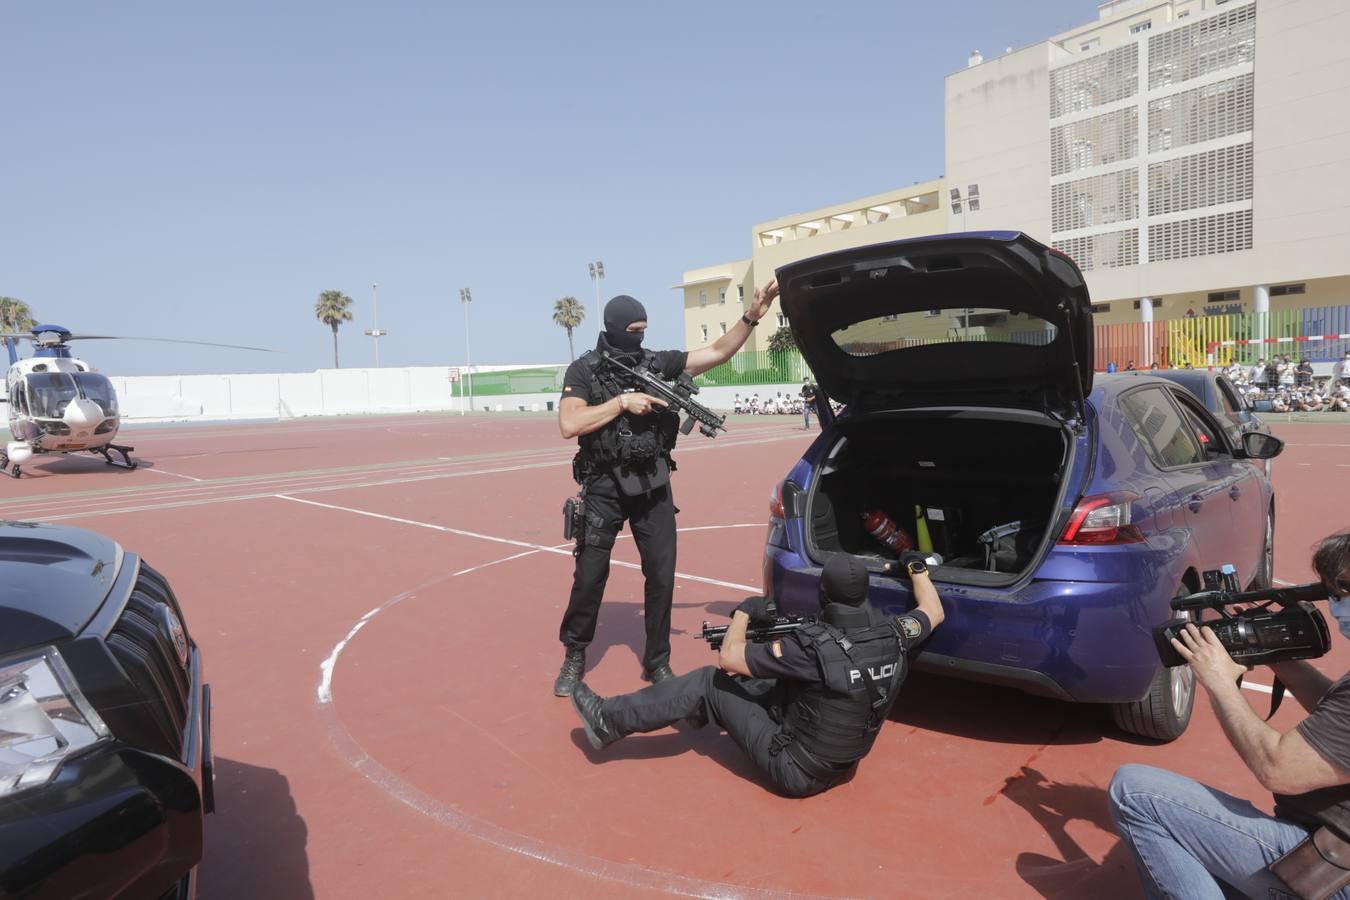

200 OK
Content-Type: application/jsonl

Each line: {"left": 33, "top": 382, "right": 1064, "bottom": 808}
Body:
{"left": 90, "top": 444, "right": 137, "bottom": 469}
{"left": 0, "top": 450, "right": 17, "bottom": 479}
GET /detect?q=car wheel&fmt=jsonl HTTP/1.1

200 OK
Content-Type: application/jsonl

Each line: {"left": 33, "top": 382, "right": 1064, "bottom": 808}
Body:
{"left": 1109, "top": 590, "right": 1195, "bottom": 742}
{"left": 1252, "top": 506, "right": 1274, "bottom": 590}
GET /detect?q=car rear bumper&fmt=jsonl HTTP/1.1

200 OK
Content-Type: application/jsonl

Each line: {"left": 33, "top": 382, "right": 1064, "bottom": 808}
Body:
{"left": 0, "top": 646, "right": 211, "bottom": 899}
{"left": 766, "top": 546, "right": 1167, "bottom": 704}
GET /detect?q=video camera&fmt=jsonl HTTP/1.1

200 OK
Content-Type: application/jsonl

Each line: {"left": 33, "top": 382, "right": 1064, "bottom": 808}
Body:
{"left": 1154, "top": 565, "right": 1331, "bottom": 668}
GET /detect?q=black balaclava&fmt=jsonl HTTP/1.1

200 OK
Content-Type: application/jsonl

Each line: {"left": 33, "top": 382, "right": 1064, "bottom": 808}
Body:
{"left": 820, "top": 554, "right": 873, "bottom": 628}
{"left": 600, "top": 295, "right": 647, "bottom": 355}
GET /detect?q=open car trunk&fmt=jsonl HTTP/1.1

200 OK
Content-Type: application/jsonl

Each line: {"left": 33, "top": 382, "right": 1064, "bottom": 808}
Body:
{"left": 806, "top": 408, "right": 1075, "bottom": 584}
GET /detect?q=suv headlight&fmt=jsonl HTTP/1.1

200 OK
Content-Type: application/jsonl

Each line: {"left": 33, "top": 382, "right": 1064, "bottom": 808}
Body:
{"left": 0, "top": 647, "right": 110, "bottom": 797}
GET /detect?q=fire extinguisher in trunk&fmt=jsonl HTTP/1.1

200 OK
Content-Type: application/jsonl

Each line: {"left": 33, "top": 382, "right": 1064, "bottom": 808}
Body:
{"left": 862, "top": 508, "right": 915, "bottom": 555}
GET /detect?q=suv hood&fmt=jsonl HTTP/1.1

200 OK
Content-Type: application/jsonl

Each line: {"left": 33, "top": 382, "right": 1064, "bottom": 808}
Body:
{"left": 0, "top": 522, "right": 122, "bottom": 654}
{"left": 777, "top": 231, "right": 1094, "bottom": 414}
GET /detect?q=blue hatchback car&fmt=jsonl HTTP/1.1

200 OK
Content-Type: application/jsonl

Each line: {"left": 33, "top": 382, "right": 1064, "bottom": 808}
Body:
{"left": 764, "top": 232, "right": 1284, "bottom": 740}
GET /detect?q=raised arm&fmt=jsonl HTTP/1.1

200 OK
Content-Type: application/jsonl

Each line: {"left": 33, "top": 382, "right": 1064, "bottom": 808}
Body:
{"left": 685, "top": 281, "right": 778, "bottom": 377}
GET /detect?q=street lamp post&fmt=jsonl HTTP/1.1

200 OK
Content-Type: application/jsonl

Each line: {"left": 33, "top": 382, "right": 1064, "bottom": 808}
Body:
{"left": 364, "top": 282, "right": 388, "bottom": 366}
{"left": 588, "top": 261, "right": 605, "bottom": 332}
{"left": 459, "top": 287, "right": 473, "bottom": 415}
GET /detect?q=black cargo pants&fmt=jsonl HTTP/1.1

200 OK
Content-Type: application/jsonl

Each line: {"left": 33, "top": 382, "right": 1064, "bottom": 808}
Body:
{"left": 601, "top": 666, "right": 831, "bottom": 798}
{"left": 559, "top": 473, "right": 676, "bottom": 672}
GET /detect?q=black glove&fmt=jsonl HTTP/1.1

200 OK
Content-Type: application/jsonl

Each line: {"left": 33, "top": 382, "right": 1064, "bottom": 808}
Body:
{"left": 900, "top": 552, "right": 929, "bottom": 576}
{"left": 733, "top": 596, "right": 775, "bottom": 625}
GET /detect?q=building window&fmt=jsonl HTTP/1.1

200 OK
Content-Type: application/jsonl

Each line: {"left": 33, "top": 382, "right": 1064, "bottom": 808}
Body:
{"left": 701, "top": 325, "right": 708, "bottom": 342}
{"left": 1080, "top": 38, "right": 1100, "bottom": 52}
{"left": 737, "top": 285, "right": 745, "bottom": 301}
{"left": 699, "top": 289, "right": 707, "bottom": 307}
{"left": 719, "top": 287, "right": 726, "bottom": 304}
{"left": 1177, "top": 10, "right": 1190, "bottom": 18}
{"left": 1207, "top": 290, "right": 1240, "bottom": 303}
{"left": 719, "top": 322, "right": 727, "bottom": 336}
{"left": 1130, "top": 20, "right": 1152, "bottom": 34}
{"left": 1091, "top": 302, "right": 1111, "bottom": 314}
{"left": 1270, "top": 283, "right": 1306, "bottom": 296}
{"left": 777, "top": 313, "right": 787, "bottom": 328}
{"left": 1132, "top": 298, "right": 1163, "bottom": 310}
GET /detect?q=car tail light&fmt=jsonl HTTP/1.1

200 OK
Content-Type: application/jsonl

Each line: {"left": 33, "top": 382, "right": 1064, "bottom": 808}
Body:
{"left": 770, "top": 481, "right": 785, "bottom": 519}
{"left": 1059, "top": 492, "right": 1145, "bottom": 544}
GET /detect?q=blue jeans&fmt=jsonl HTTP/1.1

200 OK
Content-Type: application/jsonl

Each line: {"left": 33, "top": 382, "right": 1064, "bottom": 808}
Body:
{"left": 803, "top": 405, "right": 812, "bottom": 429}
{"left": 1108, "top": 764, "right": 1348, "bottom": 899}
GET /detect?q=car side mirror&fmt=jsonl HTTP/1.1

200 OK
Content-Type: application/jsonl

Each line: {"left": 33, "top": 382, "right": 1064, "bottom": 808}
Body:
{"left": 1241, "top": 432, "right": 1284, "bottom": 460}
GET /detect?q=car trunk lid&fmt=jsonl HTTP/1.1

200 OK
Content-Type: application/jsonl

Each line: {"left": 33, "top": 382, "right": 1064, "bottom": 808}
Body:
{"left": 777, "top": 231, "right": 1094, "bottom": 419}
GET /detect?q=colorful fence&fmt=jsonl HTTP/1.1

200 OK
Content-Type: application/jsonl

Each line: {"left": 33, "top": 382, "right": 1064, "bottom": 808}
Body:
{"left": 1094, "top": 305, "right": 1350, "bottom": 371}
{"left": 464, "top": 366, "right": 566, "bottom": 396}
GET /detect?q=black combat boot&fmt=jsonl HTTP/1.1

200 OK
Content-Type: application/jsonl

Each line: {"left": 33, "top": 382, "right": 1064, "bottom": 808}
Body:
{"left": 571, "top": 682, "right": 618, "bottom": 749}
{"left": 553, "top": 649, "right": 586, "bottom": 697}
{"left": 640, "top": 663, "right": 675, "bottom": 684}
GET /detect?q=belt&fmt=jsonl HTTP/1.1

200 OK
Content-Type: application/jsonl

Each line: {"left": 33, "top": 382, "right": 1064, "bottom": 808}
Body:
{"left": 779, "top": 735, "right": 856, "bottom": 784}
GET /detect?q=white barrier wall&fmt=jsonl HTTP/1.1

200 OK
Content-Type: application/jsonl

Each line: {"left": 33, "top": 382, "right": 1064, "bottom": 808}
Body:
{"left": 110, "top": 365, "right": 811, "bottom": 423}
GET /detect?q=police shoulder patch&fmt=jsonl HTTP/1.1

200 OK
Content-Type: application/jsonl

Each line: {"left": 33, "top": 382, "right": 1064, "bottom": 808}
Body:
{"left": 897, "top": 615, "right": 923, "bottom": 640}
{"left": 771, "top": 640, "right": 784, "bottom": 659}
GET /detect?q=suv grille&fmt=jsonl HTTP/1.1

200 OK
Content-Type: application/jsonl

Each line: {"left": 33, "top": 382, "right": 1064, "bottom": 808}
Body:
{"left": 106, "top": 563, "right": 191, "bottom": 758}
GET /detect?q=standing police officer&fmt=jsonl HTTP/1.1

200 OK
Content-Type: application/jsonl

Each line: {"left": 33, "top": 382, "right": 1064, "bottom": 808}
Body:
{"left": 569, "top": 553, "right": 944, "bottom": 796}
{"left": 554, "top": 284, "right": 779, "bottom": 696}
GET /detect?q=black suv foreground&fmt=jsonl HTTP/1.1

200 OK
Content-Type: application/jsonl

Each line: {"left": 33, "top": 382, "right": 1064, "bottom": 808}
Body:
{"left": 0, "top": 523, "right": 213, "bottom": 899}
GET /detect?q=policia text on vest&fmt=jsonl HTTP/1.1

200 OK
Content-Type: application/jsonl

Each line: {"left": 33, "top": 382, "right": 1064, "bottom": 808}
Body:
{"left": 552, "top": 286, "right": 779, "bottom": 697}
{"left": 569, "top": 553, "right": 946, "bottom": 797}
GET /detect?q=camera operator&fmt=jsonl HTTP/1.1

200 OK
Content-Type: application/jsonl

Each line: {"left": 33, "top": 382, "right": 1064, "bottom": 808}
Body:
{"left": 553, "top": 284, "right": 778, "bottom": 697}
{"left": 568, "top": 553, "right": 944, "bottom": 797}
{"left": 1109, "top": 532, "right": 1350, "bottom": 898}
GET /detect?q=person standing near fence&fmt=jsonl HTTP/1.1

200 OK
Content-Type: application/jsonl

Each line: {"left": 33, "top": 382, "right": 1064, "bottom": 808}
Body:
{"left": 800, "top": 378, "right": 818, "bottom": 430}
{"left": 553, "top": 283, "right": 780, "bottom": 697}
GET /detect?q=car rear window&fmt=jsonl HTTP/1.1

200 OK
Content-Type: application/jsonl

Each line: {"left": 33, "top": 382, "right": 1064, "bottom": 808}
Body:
{"left": 831, "top": 307, "right": 1059, "bottom": 357}
{"left": 1119, "top": 387, "right": 1205, "bottom": 468}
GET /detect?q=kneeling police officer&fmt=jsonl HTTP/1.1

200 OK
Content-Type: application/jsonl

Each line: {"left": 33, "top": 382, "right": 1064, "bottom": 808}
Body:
{"left": 569, "top": 552, "right": 944, "bottom": 797}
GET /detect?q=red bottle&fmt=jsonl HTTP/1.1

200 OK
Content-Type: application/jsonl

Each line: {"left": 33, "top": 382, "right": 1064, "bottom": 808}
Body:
{"left": 861, "top": 508, "right": 915, "bottom": 555}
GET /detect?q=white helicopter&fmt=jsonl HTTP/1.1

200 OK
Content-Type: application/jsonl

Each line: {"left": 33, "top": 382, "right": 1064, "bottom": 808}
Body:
{"left": 0, "top": 324, "right": 269, "bottom": 478}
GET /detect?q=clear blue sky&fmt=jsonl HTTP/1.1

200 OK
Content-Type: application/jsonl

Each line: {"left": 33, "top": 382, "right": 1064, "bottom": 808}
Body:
{"left": 3, "top": 1, "right": 1091, "bottom": 376}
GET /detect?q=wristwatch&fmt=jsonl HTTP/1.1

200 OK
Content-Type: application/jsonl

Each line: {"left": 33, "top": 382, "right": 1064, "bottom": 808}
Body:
{"left": 905, "top": 559, "right": 928, "bottom": 576}
{"left": 741, "top": 314, "right": 759, "bottom": 328}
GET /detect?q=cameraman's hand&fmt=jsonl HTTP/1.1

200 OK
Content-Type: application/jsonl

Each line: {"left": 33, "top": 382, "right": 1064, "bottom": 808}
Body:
{"left": 734, "top": 596, "right": 775, "bottom": 626}
{"left": 1172, "top": 623, "right": 1248, "bottom": 695}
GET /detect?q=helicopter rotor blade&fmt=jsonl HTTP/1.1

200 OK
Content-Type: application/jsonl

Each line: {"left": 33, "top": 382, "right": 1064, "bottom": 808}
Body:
{"left": 64, "top": 335, "right": 277, "bottom": 352}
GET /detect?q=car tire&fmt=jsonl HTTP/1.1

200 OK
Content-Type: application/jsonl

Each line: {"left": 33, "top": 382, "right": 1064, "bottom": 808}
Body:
{"left": 1109, "top": 588, "right": 1195, "bottom": 742}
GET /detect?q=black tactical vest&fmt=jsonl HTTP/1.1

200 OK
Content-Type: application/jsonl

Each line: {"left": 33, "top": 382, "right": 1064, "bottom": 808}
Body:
{"left": 573, "top": 349, "right": 679, "bottom": 484}
{"left": 781, "top": 604, "right": 906, "bottom": 776}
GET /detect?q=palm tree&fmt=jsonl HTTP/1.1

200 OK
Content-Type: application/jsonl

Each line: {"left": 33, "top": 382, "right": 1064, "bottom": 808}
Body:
{"left": 314, "top": 290, "right": 354, "bottom": 367}
{"left": 0, "top": 297, "right": 35, "bottom": 333}
{"left": 552, "top": 296, "right": 586, "bottom": 360}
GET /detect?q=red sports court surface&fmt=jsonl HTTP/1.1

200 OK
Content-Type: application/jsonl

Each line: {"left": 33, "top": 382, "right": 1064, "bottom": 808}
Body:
{"left": 7, "top": 413, "right": 1348, "bottom": 899}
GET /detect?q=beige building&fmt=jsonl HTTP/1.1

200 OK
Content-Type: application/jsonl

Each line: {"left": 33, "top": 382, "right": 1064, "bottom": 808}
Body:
{"left": 683, "top": 0, "right": 1350, "bottom": 354}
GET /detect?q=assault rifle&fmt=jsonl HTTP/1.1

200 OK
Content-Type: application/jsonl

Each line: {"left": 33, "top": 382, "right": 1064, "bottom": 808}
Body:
{"left": 599, "top": 351, "right": 727, "bottom": 438}
{"left": 700, "top": 615, "right": 814, "bottom": 652}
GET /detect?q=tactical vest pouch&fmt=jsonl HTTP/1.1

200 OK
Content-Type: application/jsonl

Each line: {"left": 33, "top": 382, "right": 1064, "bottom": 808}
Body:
{"left": 1270, "top": 827, "right": 1350, "bottom": 900}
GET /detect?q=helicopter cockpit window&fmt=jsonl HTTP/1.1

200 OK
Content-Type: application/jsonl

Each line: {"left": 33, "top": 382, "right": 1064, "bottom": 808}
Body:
{"left": 25, "top": 373, "right": 79, "bottom": 419}
{"left": 11, "top": 384, "right": 28, "bottom": 416}
{"left": 74, "top": 373, "right": 118, "bottom": 416}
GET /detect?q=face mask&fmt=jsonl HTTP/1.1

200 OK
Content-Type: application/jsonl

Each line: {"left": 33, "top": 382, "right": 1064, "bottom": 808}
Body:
{"left": 1328, "top": 595, "right": 1350, "bottom": 640}
{"left": 607, "top": 328, "right": 644, "bottom": 353}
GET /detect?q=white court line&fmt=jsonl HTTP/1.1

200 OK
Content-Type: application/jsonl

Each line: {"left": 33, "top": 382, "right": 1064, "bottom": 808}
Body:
{"left": 1242, "top": 682, "right": 1274, "bottom": 695}
{"left": 299, "top": 504, "right": 762, "bottom": 703}
{"left": 141, "top": 468, "right": 204, "bottom": 482}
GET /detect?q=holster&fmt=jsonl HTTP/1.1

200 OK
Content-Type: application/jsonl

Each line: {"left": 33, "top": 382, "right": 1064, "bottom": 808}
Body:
{"left": 1271, "top": 826, "right": 1350, "bottom": 900}
{"left": 563, "top": 494, "right": 584, "bottom": 543}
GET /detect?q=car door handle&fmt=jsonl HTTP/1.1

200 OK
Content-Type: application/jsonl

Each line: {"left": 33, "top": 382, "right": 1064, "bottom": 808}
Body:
{"left": 1229, "top": 485, "right": 1242, "bottom": 500}
{"left": 1188, "top": 494, "right": 1203, "bottom": 513}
